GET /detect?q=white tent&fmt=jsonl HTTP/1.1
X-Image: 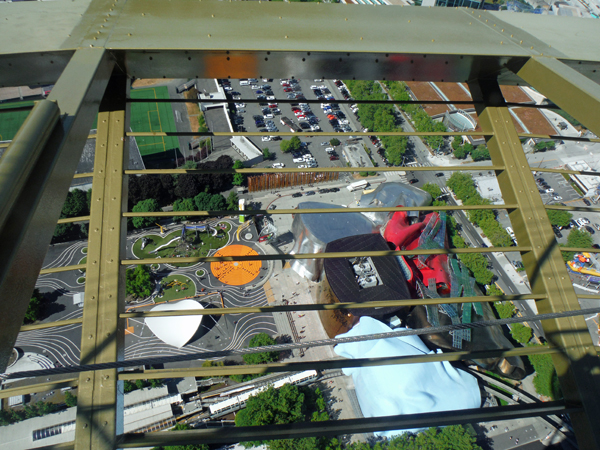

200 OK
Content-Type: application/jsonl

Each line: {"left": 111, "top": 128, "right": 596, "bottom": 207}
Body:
{"left": 145, "top": 299, "right": 204, "bottom": 348}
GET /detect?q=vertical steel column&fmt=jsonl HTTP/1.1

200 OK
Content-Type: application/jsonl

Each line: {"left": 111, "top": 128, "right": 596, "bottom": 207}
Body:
{"left": 0, "top": 49, "right": 113, "bottom": 372}
{"left": 469, "top": 78, "right": 600, "bottom": 449}
{"left": 75, "top": 74, "right": 129, "bottom": 450}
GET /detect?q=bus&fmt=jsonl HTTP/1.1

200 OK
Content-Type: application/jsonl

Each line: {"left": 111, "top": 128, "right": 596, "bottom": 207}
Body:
{"left": 347, "top": 180, "right": 369, "bottom": 192}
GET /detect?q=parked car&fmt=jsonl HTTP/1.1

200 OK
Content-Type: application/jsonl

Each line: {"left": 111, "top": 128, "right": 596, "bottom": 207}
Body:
{"left": 586, "top": 226, "right": 596, "bottom": 234}
{"left": 583, "top": 198, "right": 591, "bottom": 206}
{"left": 408, "top": 179, "right": 418, "bottom": 184}
{"left": 292, "top": 192, "right": 303, "bottom": 198}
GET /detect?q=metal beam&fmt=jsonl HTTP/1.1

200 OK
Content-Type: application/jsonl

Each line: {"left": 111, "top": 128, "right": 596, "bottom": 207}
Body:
{"left": 516, "top": 57, "right": 600, "bottom": 137}
{"left": 469, "top": 77, "right": 600, "bottom": 449}
{"left": 0, "top": 48, "right": 113, "bottom": 372}
{"left": 75, "top": 73, "right": 128, "bottom": 450}
{"left": 118, "top": 403, "right": 573, "bottom": 448}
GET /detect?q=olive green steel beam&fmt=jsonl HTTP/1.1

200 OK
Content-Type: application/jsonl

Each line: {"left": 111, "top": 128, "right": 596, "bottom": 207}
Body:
{"left": 470, "top": 78, "right": 600, "bottom": 449}
{"left": 75, "top": 104, "right": 127, "bottom": 450}
{"left": 127, "top": 131, "right": 493, "bottom": 138}
{"left": 20, "top": 318, "right": 83, "bottom": 332}
{"left": 118, "top": 403, "right": 573, "bottom": 448}
{"left": 519, "top": 134, "right": 600, "bottom": 143}
{"left": 0, "top": 48, "right": 114, "bottom": 373}
{"left": 125, "top": 165, "right": 503, "bottom": 175}
{"left": 124, "top": 204, "right": 516, "bottom": 218}
{"left": 39, "top": 264, "right": 86, "bottom": 275}
{"left": 119, "top": 345, "right": 563, "bottom": 382}
{"left": 560, "top": 247, "right": 600, "bottom": 254}
{"left": 547, "top": 205, "right": 600, "bottom": 214}
{"left": 0, "top": 378, "right": 78, "bottom": 400}
{"left": 122, "top": 246, "right": 532, "bottom": 266}
{"left": 73, "top": 172, "right": 94, "bottom": 179}
{"left": 121, "top": 293, "right": 547, "bottom": 319}
{"left": 516, "top": 57, "right": 600, "bottom": 138}
{"left": 57, "top": 215, "right": 91, "bottom": 224}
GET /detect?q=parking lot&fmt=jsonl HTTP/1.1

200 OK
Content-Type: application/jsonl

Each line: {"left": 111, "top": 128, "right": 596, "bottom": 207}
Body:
{"left": 219, "top": 78, "right": 369, "bottom": 171}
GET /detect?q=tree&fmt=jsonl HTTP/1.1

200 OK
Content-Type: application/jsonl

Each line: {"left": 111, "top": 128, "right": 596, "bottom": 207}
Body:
{"left": 382, "top": 425, "right": 481, "bottom": 450}
{"left": 510, "top": 323, "right": 533, "bottom": 344}
{"left": 131, "top": 199, "right": 160, "bottom": 229}
{"left": 280, "top": 136, "right": 302, "bottom": 153}
{"left": 494, "top": 301, "right": 515, "bottom": 319}
{"left": 159, "top": 174, "right": 176, "bottom": 205}
{"left": 24, "top": 289, "right": 44, "bottom": 324}
{"left": 151, "top": 423, "right": 210, "bottom": 450}
{"left": 174, "top": 174, "right": 202, "bottom": 199}
{"left": 126, "top": 265, "right": 154, "bottom": 299}
{"left": 193, "top": 191, "right": 211, "bottom": 212}
{"left": 233, "top": 160, "right": 246, "bottom": 186}
{"left": 61, "top": 189, "right": 89, "bottom": 218}
{"left": 447, "top": 172, "right": 478, "bottom": 201}
{"left": 421, "top": 183, "right": 442, "bottom": 200}
{"left": 471, "top": 145, "right": 490, "bottom": 161}
{"left": 547, "top": 209, "right": 572, "bottom": 228}
{"left": 564, "top": 228, "right": 593, "bottom": 261}
{"left": 329, "top": 138, "right": 340, "bottom": 146}
{"left": 528, "top": 344, "right": 561, "bottom": 400}
{"left": 242, "top": 333, "right": 279, "bottom": 365}
{"left": 181, "top": 160, "right": 197, "bottom": 169}
{"left": 64, "top": 391, "right": 77, "bottom": 407}
{"left": 263, "top": 148, "right": 272, "bottom": 160}
{"left": 173, "top": 198, "right": 196, "bottom": 222}
{"left": 138, "top": 175, "right": 168, "bottom": 206}
{"left": 207, "top": 194, "right": 227, "bottom": 211}
{"left": 227, "top": 191, "right": 239, "bottom": 211}
{"left": 453, "top": 146, "right": 467, "bottom": 159}
{"left": 451, "top": 135, "right": 463, "bottom": 151}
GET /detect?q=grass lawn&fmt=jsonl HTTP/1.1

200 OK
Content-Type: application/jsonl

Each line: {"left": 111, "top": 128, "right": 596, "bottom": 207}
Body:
{"left": 0, "top": 101, "right": 35, "bottom": 141}
{"left": 133, "top": 225, "right": 230, "bottom": 267}
{"left": 130, "top": 87, "right": 179, "bottom": 156}
{"left": 156, "top": 274, "right": 195, "bottom": 303}
{"left": 79, "top": 256, "right": 87, "bottom": 273}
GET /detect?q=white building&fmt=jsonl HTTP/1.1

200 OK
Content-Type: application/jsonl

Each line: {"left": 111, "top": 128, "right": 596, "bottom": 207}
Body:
{"left": 230, "top": 136, "right": 263, "bottom": 167}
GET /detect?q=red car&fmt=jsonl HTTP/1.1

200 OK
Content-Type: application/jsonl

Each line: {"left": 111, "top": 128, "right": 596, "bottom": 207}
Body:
{"left": 283, "top": 87, "right": 292, "bottom": 92}
{"left": 329, "top": 155, "right": 339, "bottom": 161}
{"left": 327, "top": 114, "right": 336, "bottom": 120}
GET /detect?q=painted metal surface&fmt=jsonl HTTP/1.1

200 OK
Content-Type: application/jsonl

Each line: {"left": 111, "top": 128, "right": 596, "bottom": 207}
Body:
{"left": 470, "top": 79, "right": 600, "bottom": 449}
{"left": 0, "top": 49, "right": 113, "bottom": 373}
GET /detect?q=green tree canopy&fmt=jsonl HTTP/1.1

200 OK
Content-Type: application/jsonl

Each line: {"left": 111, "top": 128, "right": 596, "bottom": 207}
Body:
{"left": 126, "top": 265, "right": 154, "bottom": 299}
{"left": 547, "top": 209, "right": 573, "bottom": 228}
{"left": 329, "top": 138, "right": 340, "bottom": 146}
{"left": 233, "top": 159, "right": 246, "bottom": 186}
{"left": 64, "top": 391, "right": 78, "bottom": 407}
{"left": 172, "top": 198, "right": 196, "bottom": 222}
{"left": 227, "top": 191, "right": 239, "bottom": 211}
{"left": 243, "top": 333, "right": 279, "bottom": 365}
{"left": 421, "top": 183, "right": 442, "bottom": 201}
{"left": 207, "top": 194, "right": 227, "bottom": 211}
{"left": 447, "top": 172, "right": 479, "bottom": 201}
{"left": 263, "top": 147, "right": 272, "bottom": 160}
{"left": 453, "top": 146, "right": 467, "bottom": 160}
{"left": 61, "top": 189, "right": 89, "bottom": 218}
{"left": 194, "top": 191, "right": 212, "bottom": 211}
{"left": 564, "top": 228, "right": 594, "bottom": 261}
{"left": 151, "top": 423, "right": 209, "bottom": 450}
{"left": 131, "top": 199, "right": 160, "bottom": 229}
{"left": 280, "top": 136, "right": 302, "bottom": 153}
{"left": 471, "top": 145, "right": 490, "bottom": 161}
{"left": 510, "top": 323, "right": 533, "bottom": 344}
{"left": 24, "top": 289, "right": 44, "bottom": 324}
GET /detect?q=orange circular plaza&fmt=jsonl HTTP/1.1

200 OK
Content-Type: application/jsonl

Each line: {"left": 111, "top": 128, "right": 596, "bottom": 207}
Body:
{"left": 210, "top": 245, "right": 262, "bottom": 286}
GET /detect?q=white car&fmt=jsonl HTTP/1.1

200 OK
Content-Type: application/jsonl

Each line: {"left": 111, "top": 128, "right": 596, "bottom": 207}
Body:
{"left": 314, "top": 79, "right": 323, "bottom": 82}
{"left": 298, "top": 165, "right": 307, "bottom": 169}
{"left": 581, "top": 217, "right": 590, "bottom": 224}
{"left": 261, "top": 136, "right": 271, "bottom": 142}
{"left": 321, "top": 142, "right": 328, "bottom": 146}
{"left": 272, "top": 163, "right": 285, "bottom": 168}
{"left": 267, "top": 96, "right": 276, "bottom": 100}
{"left": 321, "top": 103, "right": 330, "bottom": 108}
{"left": 280, "top": 79, "right": 289, "bottom": 85}
{"left": 223, "top": 86, "right": 232, "bottom": 91}
{"left": 553, "top": 195, "right": 563, "bottom": 200}
{"left": 263, "top": 112, "right": 273, "bottom": 119}
{"left": 310, "top": 85, "right": 319, "bottom": 89}
{"left": 319, "top": 85, "right": 327, "bottom": 90}
{"left": 545, "top": 188, "right": 554, "bottom": 193}
{"left": 325, "top": 147, "right": 334, "bottom": 152}
{"left": 234, "top": 103, "right": 245, "bottom": 109}
{"left": 310, "top": 125, "right": 321, "bottom": 131}
{"left": 251, "top": 85, "right": 259, "bottom": 89}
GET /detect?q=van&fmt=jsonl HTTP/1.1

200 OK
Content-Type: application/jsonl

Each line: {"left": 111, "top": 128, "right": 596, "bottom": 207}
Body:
{"left": 240, "top": 80, "right": 250, "bottom": 86}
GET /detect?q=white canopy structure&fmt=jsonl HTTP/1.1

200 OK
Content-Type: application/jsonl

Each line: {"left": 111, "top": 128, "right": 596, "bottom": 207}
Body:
{"left": 145, "top": 300, "right": 204, "bottom": 348}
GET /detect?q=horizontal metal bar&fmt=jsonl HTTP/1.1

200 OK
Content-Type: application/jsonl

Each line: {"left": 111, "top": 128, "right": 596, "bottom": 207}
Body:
{"left": 123, "top": 246, "right": 531, "bottom": 266}
{"left": 72, "top": 172, "right": 93, "bottom": 179}
{"left": 119, "top": 345, "right": 563, "bottom": 381}
{"left": 118, "top": 403, "right": 573, "bottom": 448}
{"left": 39, "top": 264, "right": 86, "bottom": 275}
{"left": 533, "top": 167, "right": 600, "bottom": 177}
{"left": 517, "top": 133, "right": 600, "bottom": 143}
{"left": 125, "top": 165, "right": 503, "bottom": 175}
{"left": 124, "top": 204, "right": 516, "bottom": 218}
{"left": 20, "top": 317, "right": 83, "bottom": 332}
{"left": 0, "top": 378, "right": 78, "bottom": 400}
{"left": 546, "top": 205, "right": 600, "bottom": 213}
{"left": 126, "top": 130, "right": 494, "bottom": 137}
{"left": 56, "top": 215, "right": 90, "bottom": 224}
{"left": 120, "top": 293, "right": 547, "bottom": 319}
{"left": 561, "top": 247, "right": 600, "bottom": 254}
{"left": 128, "top": 97, "right": 482, "bottom": 106}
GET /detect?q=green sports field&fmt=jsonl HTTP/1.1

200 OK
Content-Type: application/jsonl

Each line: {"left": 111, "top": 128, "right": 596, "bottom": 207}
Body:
{"left": 130, "top": 87, "right": 180, "bottom": 156}
{"left": 0, "top": 101, "right": 35, "bottom": 141}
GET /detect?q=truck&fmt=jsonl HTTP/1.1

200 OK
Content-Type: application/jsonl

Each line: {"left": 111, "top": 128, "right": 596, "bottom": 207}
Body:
{"left": 347, "top": 180, "right": 369, "bottom": 192}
